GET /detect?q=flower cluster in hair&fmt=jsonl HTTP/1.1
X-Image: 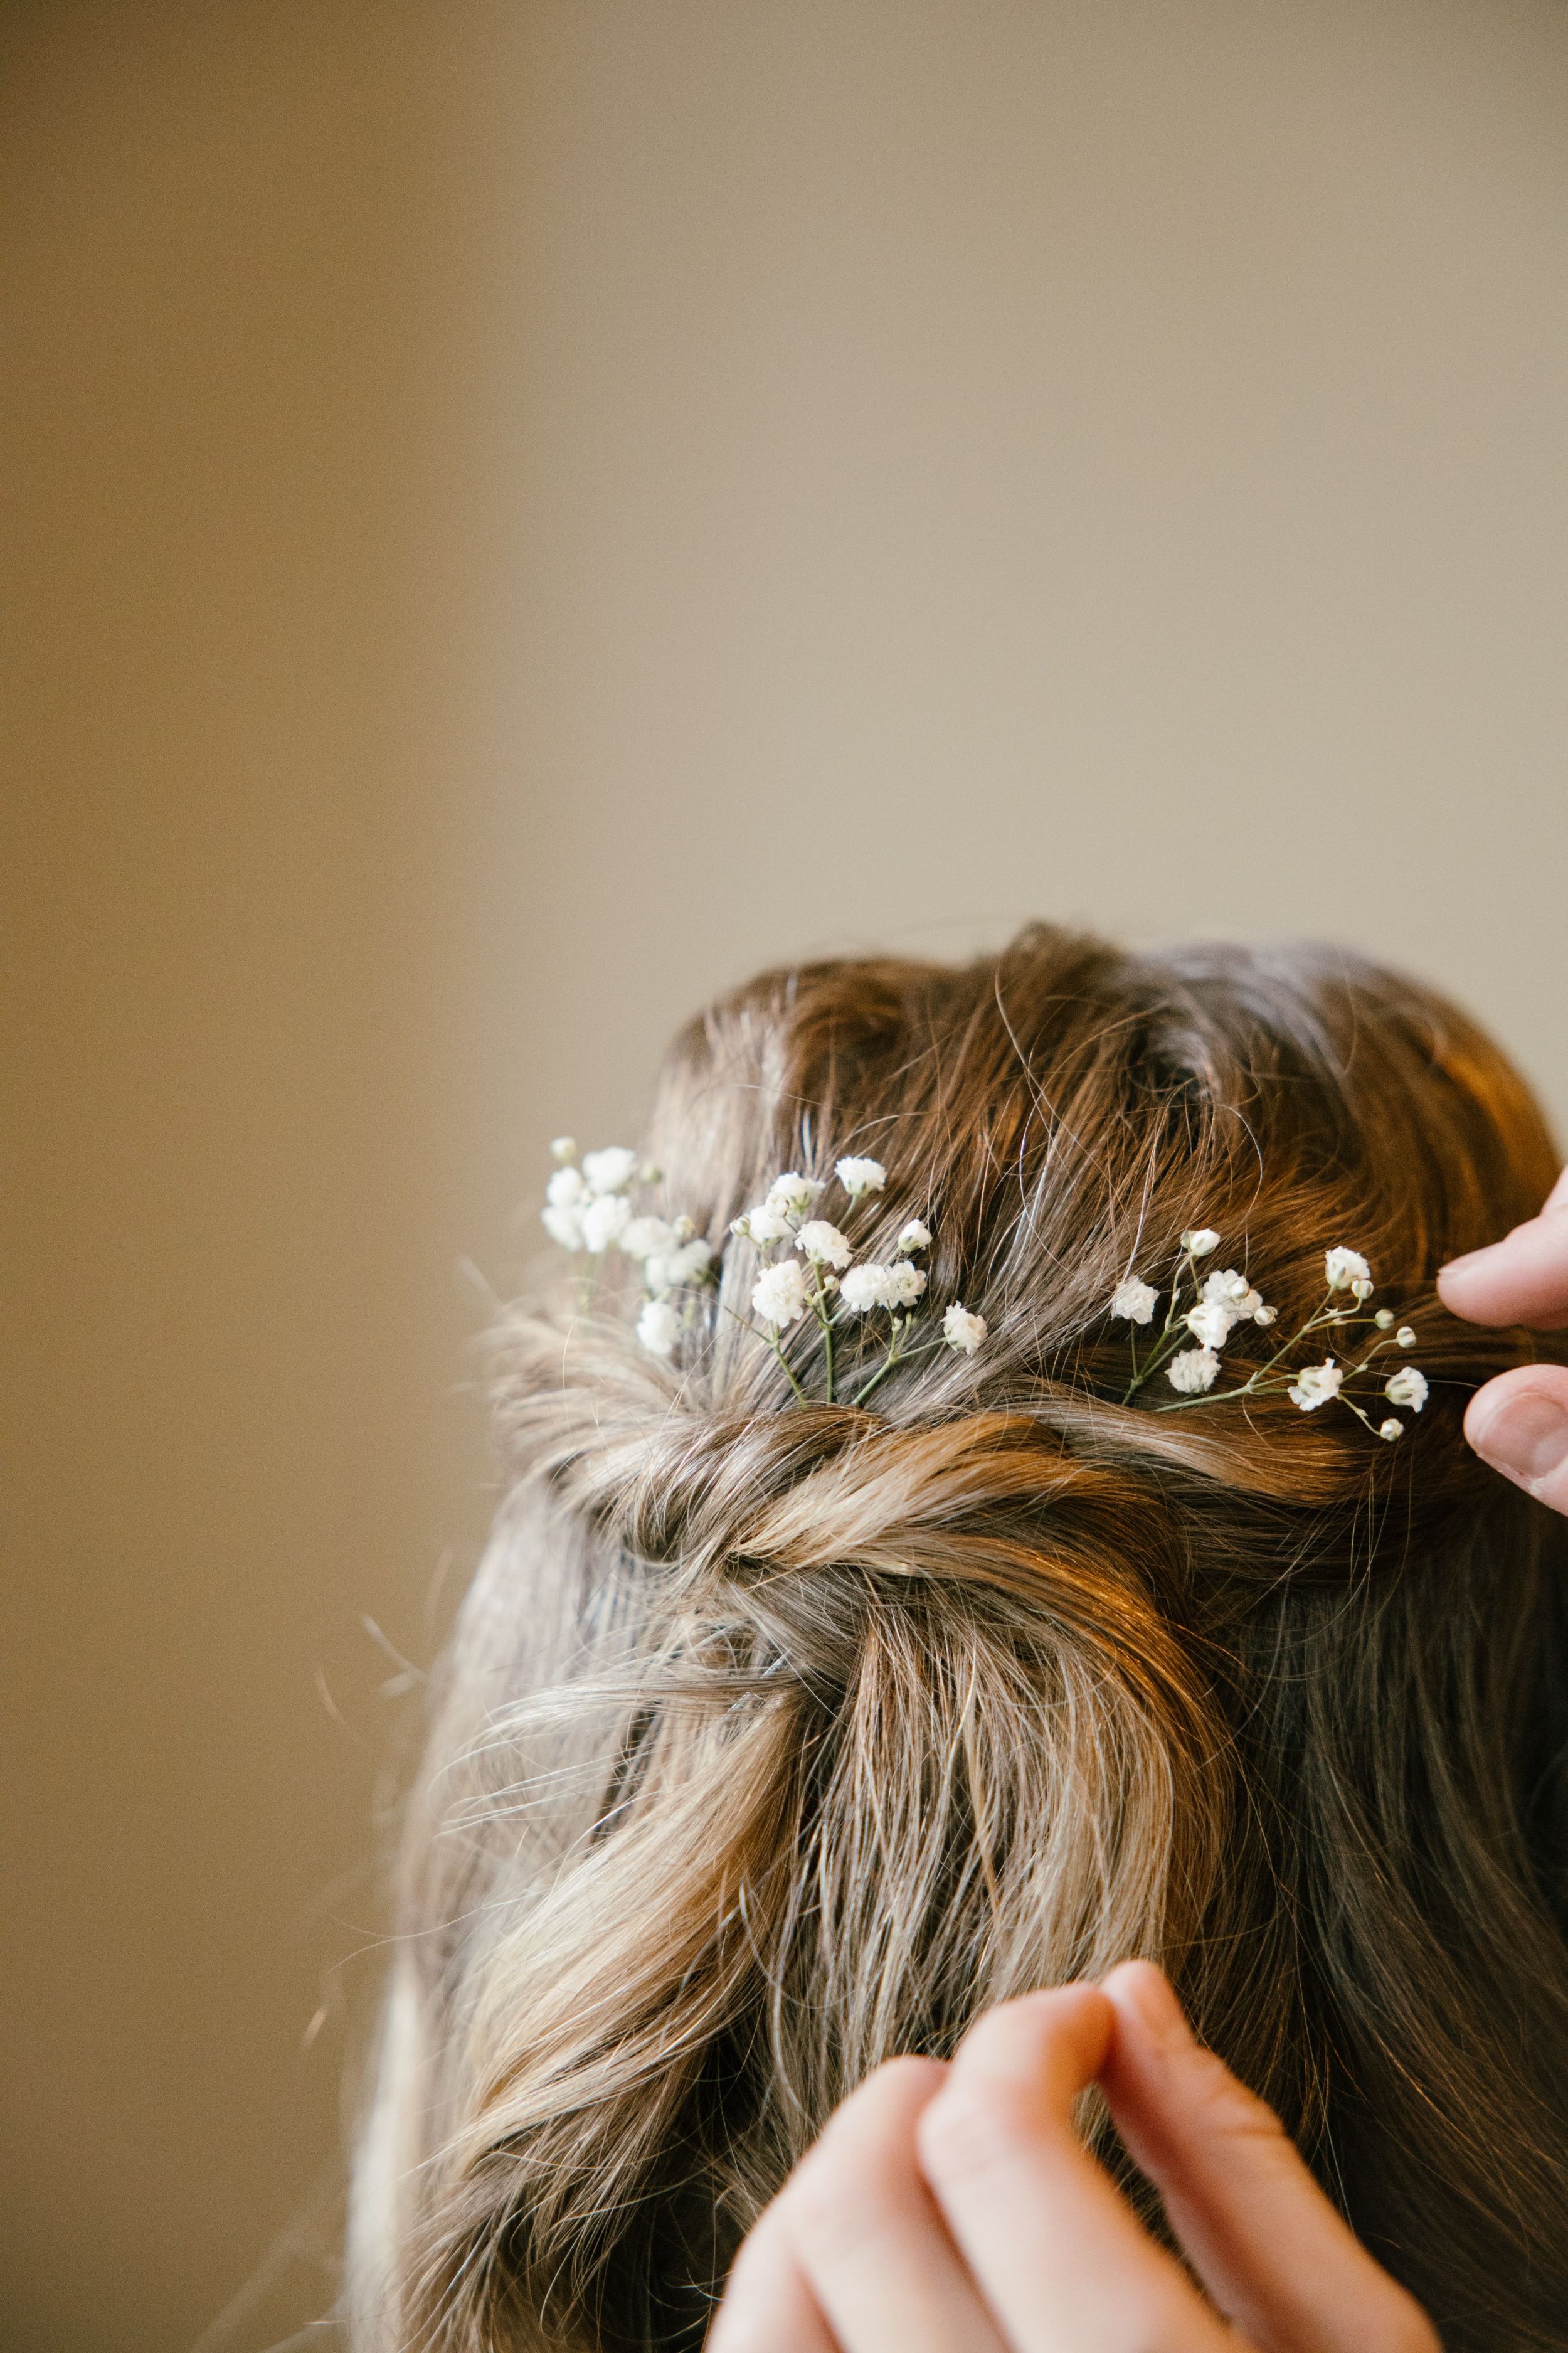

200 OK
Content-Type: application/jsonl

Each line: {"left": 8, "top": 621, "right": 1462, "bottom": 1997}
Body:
{"left": 541, "top": 1137, "right": 717, "bottom": 1356}
{"left": 539, "top": 1139, "right": 987, "bottom": 1401}
{"left": 729, "top": 1157, "right": 985, "bottom": 1405}
{"left": 1110, "top": 1228, "right": 1427, "bottom": 1440}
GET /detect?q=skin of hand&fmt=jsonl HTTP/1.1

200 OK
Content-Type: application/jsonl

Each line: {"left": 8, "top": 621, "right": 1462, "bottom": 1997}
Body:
{"left": 709, "top": 1963, "right": 1438, "bottom": 2353}
{"left": 1438, "top": 1163, "right": 1568, "bottom": 1515}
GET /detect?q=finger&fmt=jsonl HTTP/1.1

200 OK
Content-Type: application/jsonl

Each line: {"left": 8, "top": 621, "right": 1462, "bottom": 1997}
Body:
{"left": 773, "top": 2055, "right": 1010, "bottom": 2353}
{"left": 709, "top": 2203, "right": 839, "bottom": 2353}
{"left": 1437, "top": 1168, "right": 1568, "bottom": 1328}
{"left": 915, "top": 1984, "right": 1231, "bottom": 2353}
{"left": 1463, "top": 1366, "right": 1568, "bottom": 1513}
{"left": 1099, "top": 1963, "right": 1438, "bottom": 2353}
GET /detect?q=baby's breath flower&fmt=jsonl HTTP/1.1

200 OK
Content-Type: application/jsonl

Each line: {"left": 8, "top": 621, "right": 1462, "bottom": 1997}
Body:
{"left": 620, "top": 1215, "right": 678, "bottom": 1261}
{"left": 1385, "top": 1365, "right": 1428, "bottom": 1413}
{"left": 752, "top": 1260, "right": 810, "bottom": 1328}
{"left": 1185, "top": 1302, "right": 1236, "bottom": 1351}
{"left": 582, "top": 1145, "right": 638, "bottom": 1196}
{"left": 884, "top": 1260, "right": 927, "bottom": 1309}
{"left": 1110, "top": 1277, "right": 1158, "bottom": 1325}
{"left": 1204, "top": 1268, "right": 1266, "bottom": 1321}
{"left": 733, "top": 1203, "right": 795, "bottom": 1244}
{"left": 840, "top": 1263, "right": 898, "bottom": 1312}
{"left": 661, "top": 1237, "right": 714, "bottom": 1288}
{"left": 835, "top": 1156, "right": 887, "bottom": 1199}
{"left": 1182, "top": 1228, "right": 1221, "bottom": 1258}
{"left": 546, "top": 1165, "right": 587, "bottom": 1208}
{"left": 1325, "top": 1247, "right": 1371, "bottom": 1292}
{"left": 549, "top": 1136, "right": 577, "bottom": 1163}
{"left": 943, "top": 1303, "right": 987, "bottom": 1356}
{"left": 1375, "top": 1309, "right": 1396, "bottom": 1329}
{"left": 1396, "top": 1325, "right": 1417, "bottom": 1349}
{"left": 898, "top": 1219, "right": 933, "bottom": 1254}
{"left": 1253, "top": 1304, "right": 1278, "bottom": 1327}
{"left": 1289, "top": 1359, "right": 1343, "bottom": 1411}
{"left": 1379, "top": 1418, "right": 1404, "bottom": 1442}
{"left": 581, "top": 1193, "right": 632, "bottom": 1253}
{"left": 1167, "top": 1346, "right": 1221, "bottom": 1394}
{"left": 1351, "top": 1278, "right": 1375, "bottom": 1302}
{"left": 636, "top": 1299, "right": 682, "bottom": 1357}
{"left": 541, "top": 1203, "right": 585, "bottom": 1251}
{"left": 796, "top": 1219, "right": 853, "bottom": 1268}
{"left": 766, "top": 1172, "right": 825, "bottom": 1219}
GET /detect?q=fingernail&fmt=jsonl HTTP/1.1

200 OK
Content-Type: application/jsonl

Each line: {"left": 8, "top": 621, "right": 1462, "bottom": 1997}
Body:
{"left": 1112, "top": 1963, "right": 1190, "bottom": 2054}
{"left": 1471, "top": 1391, "right": 1568, "bottom": 1487}
{"left": 1438, "top": 1247, "right": 1486, "bottom": 1279}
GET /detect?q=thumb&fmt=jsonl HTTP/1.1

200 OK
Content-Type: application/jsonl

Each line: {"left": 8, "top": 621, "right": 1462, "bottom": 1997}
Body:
{"left": 1099, "top": 1963, "right": 1438, "bottom": 2353}
{"left": 1465, "top": 1365, "right": 1568, "bottom": 1514}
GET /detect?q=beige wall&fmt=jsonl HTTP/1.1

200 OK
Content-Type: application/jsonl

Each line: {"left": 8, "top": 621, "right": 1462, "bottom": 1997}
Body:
{"left": 6, "top": 3, "right": 1568, "bottom": 2347}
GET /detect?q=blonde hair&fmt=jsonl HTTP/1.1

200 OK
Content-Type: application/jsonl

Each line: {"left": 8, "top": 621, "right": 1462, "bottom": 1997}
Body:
{"left": 351, "top": 928, "right": 1568, "bottom": 2352}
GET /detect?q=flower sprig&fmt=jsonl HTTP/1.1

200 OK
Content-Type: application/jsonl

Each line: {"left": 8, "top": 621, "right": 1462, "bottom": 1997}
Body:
{"left": 730, "top": 1156, "right": 985, "bottom": 1405}
{"left": 541, "top": 1136, "right": 717, "bottom": 1353}
{"left": 539, "top": 1139, "right": 987, "bottom": 1396}
{"left": 1109, "top": 1229, "right": 1426, "bottom": 1440}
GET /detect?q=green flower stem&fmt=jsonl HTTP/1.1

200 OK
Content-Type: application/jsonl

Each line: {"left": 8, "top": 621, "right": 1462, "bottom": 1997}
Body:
{"left": 720, "top": 1299, "right": 810, "bottom": 1405}
{"left": 852, "top": 1319, "right": 949, "bottom": 1409}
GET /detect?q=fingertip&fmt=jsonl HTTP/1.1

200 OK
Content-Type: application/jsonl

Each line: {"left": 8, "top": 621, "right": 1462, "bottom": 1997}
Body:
{"left": 950, "top": 1981, "right": 1115, "bottom": 2105}
{"left": 1100, "top": 1960, "right": 1192, "bottom": 2058}
{"left": 1465, "top": 1366, "right": 1568, "bottom": 1507}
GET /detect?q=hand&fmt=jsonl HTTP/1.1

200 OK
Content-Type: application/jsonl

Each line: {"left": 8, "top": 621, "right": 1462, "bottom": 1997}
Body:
{"left": 1438, "top": 1164, "right": 1568, "bottom": 1514}
{"left": 710, "top": 1963, "right": 1437, "bottom": 2352}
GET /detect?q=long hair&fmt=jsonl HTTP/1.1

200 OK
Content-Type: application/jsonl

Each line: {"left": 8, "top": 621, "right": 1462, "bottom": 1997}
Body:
{"left": 349, "top": 928, "right": 1568, "bottom": 2352}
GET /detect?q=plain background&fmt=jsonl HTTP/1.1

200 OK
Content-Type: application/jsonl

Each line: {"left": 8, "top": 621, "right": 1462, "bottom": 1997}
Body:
{"left": 6, "top": 2, "right": 1568, "bottom": 2346}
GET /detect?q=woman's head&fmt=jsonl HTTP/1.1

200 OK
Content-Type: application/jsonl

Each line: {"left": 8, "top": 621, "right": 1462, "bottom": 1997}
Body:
{"left": 352, "top": 928, "right": 1568, "bottom": 2352}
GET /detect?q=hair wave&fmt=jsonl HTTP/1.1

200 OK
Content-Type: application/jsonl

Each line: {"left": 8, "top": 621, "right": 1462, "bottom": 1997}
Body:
{"left": 351, "top": 928, "right": 1568, "bottom": 2353}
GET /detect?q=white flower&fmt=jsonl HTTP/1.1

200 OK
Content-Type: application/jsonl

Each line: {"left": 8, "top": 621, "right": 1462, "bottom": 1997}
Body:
{"left": 1204, "top": 1268, "right": 1264, "bottom": 1319}
{"left": 1185, "top": 1302, "right": 1236, "bottom": 1351}
{"left": 943, "top": 1303, "right": 987, "bottom": 1356}
{"left": 898, "top": 1219, "right": 932, "bottom": 1254}
{"left": 546, "top": 1164, "right": 587, "bottom": 1208}
{"left": 581, "top": 1193, "right": 632, "bottom": 1253}
{"left": 1167, "top": 1346, "right": 1221, "bottom": 1394}
{"left": 884, "top": 1260, "right": 927, "bottom": 1308}
{"left": 1379, "top": 1418, "right": 1404, "bottom": 1442}
{"left": 752, "top": 1259, "right": 810, "bottom": 1327}
{"left": 840, "top": 1263, "right": 896, "bottom": 1312}
{"left": 582, "top": 1145, "right": 638, "bottom": 1196}
{"left": 733, "top": 1203, "right": 795, "bottom": 1244}
{"left": 1110, "top": 1277, "right": 1158, "bottom": 1325}
{"left": 765, "top": 1172, "right": 824, "bottom": 1219}
{"left": 620, "top": 1214, "right": 678, "bottom": 1261}
{"left": 1396, "top": 1325, "right": 1417, "bottom": 1349}
{"left": 647, "top": 1237, "right": 713, "bottom": 1292}
{"left": 1351, "top": 1278, "right": 1374, "bottom": 1302}
{"left": 1324, "top": 1247, "right": 1371, "bottom": 1292}
{"left": 637, "top": 1299, "right": 682, "bottom": 1357}
{"left": 1254, "top": 1304, "right": 1278, "bottom": 1327}
{"left": 1375, "top": 1309, "right": 1395, "bottom": 1330}
{"left": 541, "top": 1202, "right": 585, "bottom": 1250}
{"left": 795, "top": 1219, "right": 853, "bottom": 1268}
{"left": 549, "top": 1136, "right": 577, "bottom": 1163}
{"left": 1182, "top": 1228, "right": 1221, "bottom": 1258}
{"left": 1289, "top": 1359, "right": 1343, "bottom": 1411}
{"left": 835, "top": 1156, "right": 887, "bottom": 1199}
{"left": 1385, "top": 1365, "right": 1428, "bottom": 1413}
